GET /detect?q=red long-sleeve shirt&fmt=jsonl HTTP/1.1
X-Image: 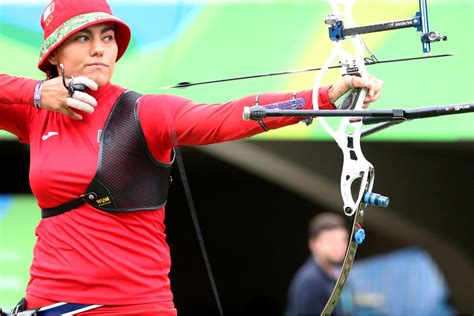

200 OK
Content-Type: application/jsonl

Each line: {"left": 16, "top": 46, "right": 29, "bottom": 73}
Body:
{"left": 0, "top": 74, "right": 333, "bottom": 310}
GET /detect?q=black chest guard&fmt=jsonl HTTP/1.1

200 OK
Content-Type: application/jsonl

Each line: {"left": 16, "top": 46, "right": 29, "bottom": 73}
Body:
{"left": 41, "top": 91, "right": 174, "bottom": 218}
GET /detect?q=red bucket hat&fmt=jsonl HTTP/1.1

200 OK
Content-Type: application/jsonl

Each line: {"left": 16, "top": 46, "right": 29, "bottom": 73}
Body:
{"left": 38, "top": 0, "right": 131, "bottom": 74}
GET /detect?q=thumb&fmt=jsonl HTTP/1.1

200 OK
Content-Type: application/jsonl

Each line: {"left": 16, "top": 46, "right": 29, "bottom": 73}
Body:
{"left": 349, "top": 76, "right": 372, "bottom": 89}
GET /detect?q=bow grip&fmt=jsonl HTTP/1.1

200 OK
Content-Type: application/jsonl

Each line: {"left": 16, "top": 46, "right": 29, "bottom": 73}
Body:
{"left": 339, "top": 87, "right": 365, "bottom": 110}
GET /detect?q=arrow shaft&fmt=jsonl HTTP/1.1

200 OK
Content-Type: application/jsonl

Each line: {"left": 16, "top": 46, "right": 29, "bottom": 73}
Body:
{"left": 161, "top": 54, "right": 453, "bottom": 89}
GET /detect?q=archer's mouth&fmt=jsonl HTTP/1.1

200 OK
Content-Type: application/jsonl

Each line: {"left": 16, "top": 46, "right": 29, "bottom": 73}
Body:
{"left": 86, "top": 63, "right": 109, "bottom": 68}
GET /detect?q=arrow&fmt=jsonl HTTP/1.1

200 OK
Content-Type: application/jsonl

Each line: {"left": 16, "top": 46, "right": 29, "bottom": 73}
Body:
{"left": 160, "top": 53, "right": 453, "bottom": 89}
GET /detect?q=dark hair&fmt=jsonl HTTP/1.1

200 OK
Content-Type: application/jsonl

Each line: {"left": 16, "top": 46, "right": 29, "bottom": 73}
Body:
{"left": 46, "top": 66, "right": 59, "bottom": 79}
{"left": 308, "top": 212, "right": 347, "bottom": 239}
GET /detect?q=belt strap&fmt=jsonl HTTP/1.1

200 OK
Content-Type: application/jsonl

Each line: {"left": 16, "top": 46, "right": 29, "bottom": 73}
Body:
{"left": 11, "top": 302, "right": 101, "bottom": 316}
{"left": 38, "top": 303, "right": 101, "bottom": 315}
{"left": 41, "top": 197, "right": 86, "bottom": 218}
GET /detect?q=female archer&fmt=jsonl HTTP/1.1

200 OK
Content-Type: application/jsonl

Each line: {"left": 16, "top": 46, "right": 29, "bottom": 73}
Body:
{"left": 0, "top": 0, "right": 383, "bottom": 314}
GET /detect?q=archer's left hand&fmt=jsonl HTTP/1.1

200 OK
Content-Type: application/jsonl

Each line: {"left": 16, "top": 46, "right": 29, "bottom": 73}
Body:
{"left": 328, "top": 75, "right": 384, "bottom": 108}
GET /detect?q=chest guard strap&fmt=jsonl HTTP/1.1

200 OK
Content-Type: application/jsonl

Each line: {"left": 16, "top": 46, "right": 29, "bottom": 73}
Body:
{"left": 41, "top": 91, "right": 174, "bottom": 218}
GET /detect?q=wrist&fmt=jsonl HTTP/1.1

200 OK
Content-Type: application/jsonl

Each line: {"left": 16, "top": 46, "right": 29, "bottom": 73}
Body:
{"left": 328, "top": 85, "right": 338, "bottom": 105}
{"left": 319, "top": 85, "right": 336, "bottom": 109}
{"left": 33, "top": 80, "right": 43, "bottom": 109}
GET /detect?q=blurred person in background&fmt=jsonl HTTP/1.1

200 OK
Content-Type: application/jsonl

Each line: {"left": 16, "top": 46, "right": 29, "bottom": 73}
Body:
{"left": 287, "top": 212, "right": 353, "bottom": 315}
{"left": 0, "top": 0, "right": 383, "bottom": 314}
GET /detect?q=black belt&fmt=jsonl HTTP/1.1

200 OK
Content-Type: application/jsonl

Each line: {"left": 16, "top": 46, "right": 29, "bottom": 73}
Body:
{"left": 41, "top": 194, "right": 96, "bottom": 218}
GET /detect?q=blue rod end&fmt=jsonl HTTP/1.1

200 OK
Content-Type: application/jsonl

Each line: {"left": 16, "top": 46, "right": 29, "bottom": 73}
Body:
{"left": 363, "top": 192, "right": 390, "bottom": 208}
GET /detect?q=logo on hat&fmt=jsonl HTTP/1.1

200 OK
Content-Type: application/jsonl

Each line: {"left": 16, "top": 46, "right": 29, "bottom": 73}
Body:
{"left": 43, "top": 2, "right": 55, "bottom": 25}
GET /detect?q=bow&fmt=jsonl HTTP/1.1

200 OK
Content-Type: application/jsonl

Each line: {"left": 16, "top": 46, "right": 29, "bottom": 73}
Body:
{"left": 314, "top": 0, "right": 449, "bottom": 313}
{"left": 312, "top": 0, "right": 385, "bottom": 313}
{"left": 166, "top": 0, "right": 471, "bottom": 314}
{"left": 243, "top": 0, "right": 455, "bottom": 314}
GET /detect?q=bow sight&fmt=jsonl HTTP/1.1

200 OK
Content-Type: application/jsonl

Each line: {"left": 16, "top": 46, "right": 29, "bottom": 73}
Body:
{"left": 325, "top": 0, "right": 447, "bottom": 54}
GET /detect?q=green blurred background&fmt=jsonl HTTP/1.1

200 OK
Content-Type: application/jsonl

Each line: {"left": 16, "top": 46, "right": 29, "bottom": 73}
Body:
{"left": 0, "top": 0, "right": 473, "bottom": 311}
{"left": 1, "top": 0, "right": 473, "bottom": 141}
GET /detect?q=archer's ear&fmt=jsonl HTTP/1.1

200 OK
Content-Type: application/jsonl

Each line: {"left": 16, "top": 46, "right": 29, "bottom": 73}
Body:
{"left": 47, "top": 51, "right": 59, "bottom": 65}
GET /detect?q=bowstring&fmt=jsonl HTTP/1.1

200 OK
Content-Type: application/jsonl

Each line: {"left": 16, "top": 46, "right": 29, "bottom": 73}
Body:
{"left": 169, "top": 3, "right": 224, "bottom": 314}
{"left": 175, "top": 148, "right": 224, "bottom": 316}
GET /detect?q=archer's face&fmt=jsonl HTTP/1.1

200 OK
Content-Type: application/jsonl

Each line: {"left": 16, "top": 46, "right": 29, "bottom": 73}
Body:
{"left": 49, "top": 22, "right": 118, "bottom": 86}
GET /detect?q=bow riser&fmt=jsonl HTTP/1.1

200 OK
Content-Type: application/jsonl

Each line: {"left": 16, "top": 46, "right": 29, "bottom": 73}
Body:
{"left": 313, "top": 0, "right": 371, "bottom": 216}
{"left": 339, "top": 136, "right": 374, "bottom": 216}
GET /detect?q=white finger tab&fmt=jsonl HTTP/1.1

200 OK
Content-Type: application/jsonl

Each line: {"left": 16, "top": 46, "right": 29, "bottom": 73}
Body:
{"left": 72, "top": 77, "right": 99, "bottom": 91}
{"left": 72, "top": 91, "right": 98, "bottom": 107}
{"left": 67, "top": 97, "right": 94, "bottom": 114}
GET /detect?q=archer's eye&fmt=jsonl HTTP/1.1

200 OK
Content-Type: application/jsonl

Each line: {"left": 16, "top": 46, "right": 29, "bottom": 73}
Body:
{"left": 103, "top": 34, "right": 115, "bottom": 42}
{"left": 75, "top": 35, "right": 89, "bottom": 42}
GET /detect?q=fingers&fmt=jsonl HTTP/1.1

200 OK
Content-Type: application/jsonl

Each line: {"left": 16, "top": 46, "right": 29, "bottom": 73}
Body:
{"left": 325, "top": 74, "right": 385, "bottom": 107}
{"left": 350, "top": 76, "right": 384, "bottom": 107}
{"left": 67, "top": 97, "right": 95, "bottom": 114}
{"left": 346, "top": 76, "right": 367, "bottom": 89}
{"left": 64, "top": 80, "right": 98, "bottom": 117}
{"left": 69, "top": 77, "right": 98, "bottom": 91}
{"left": 350, "top": 76, "right": 384, "bottom": 92}
{"left": 62, "top": 90, "right": 97, "bottom": 120}
{"left": 368, "top": 77, "right": 384, "bottom": 99}
{"left": 364, "top": 91, "right": 382, "bottom": 104}
{"left": 72, "top": 91, "right": 98, "bottom": 107}
{"left": 349, "top": 76, "right": 372, "bottom": 90}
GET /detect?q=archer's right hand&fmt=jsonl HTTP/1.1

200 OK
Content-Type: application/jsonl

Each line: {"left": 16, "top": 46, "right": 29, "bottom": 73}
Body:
{"left": 40, "top": 76, "right": 98, "bottom": 120}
